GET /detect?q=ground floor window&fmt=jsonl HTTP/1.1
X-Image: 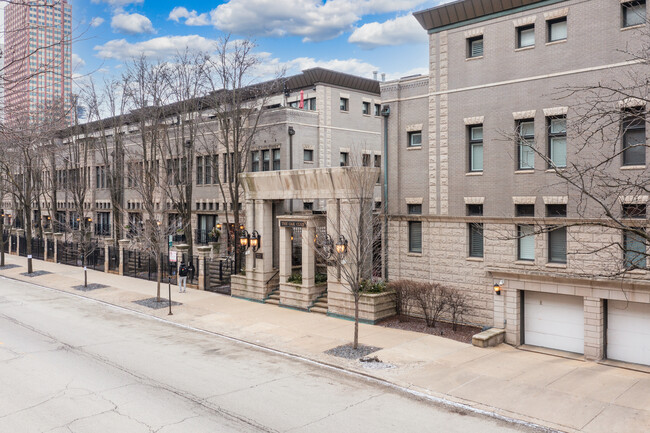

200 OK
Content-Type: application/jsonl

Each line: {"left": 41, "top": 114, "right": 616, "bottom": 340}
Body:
{"left": 409, "top": 221, "right": 422, "bottom": 253}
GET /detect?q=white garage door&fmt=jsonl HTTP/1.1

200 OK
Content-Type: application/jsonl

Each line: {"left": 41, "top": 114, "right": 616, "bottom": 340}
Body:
{"left": 608, "top": 300, "right": 650, "bottom": 366}
{"left": 524, "top": 292, "right": 584, "bottom": 354}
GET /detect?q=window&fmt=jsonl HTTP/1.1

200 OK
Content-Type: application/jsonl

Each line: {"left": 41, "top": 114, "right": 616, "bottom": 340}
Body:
{"left": 548, "top": 226, "right": 567, "bottom": 263}
{"left": 517, "top": 120, "right": 535, "bottom": 170}
{"left": 374, "top": 154, "right": 381, "bottom": 183}
{"left": 340, "top": 97, "right": 349, "bottom": 111}
{"left": 251, "top": 151, "right": 260, "bottom": 172}
{"left": 408, "top": 131, "right": 422, "bottom": 147}
{"left": 362, "top": 154, "right": 371, "bottom": 167}
{"left": 548, "top": 116, "right": 567, "bottom": 168}
{"left": 516, "top": 204, "right": 535, "bottom": 217}
{"left": 374, "top": 104, "right": 381, "bottom": 116}
{"left": 408, "top": 204, "right": 422, "bottom": 214}
{"left": 518, "top": 225, "right": 535, "bottom": 261}
{"left": 340, "top": 152, "right": 349, "bottom": 167}
{"left": 304, "top": 149, "right": 314, "bottom": 162}
{"left": 624, "top": 230, "right": 647, "bottom": 269}
{"left": 196, "top": 156, "right": 203, "bottom": 185}
{"left": 622, "top": 108, "right": 646, "bottom": 166}
{"left": 468, "top": 36, "right": 483, "bottom": 58}
{"left": 467, "top": 204, "right": 483, "bottom": 216}
{"left": 546, "top": 204, "right": 567, "bottom": 217}
{"left": 262, "top": 150, "right": 270, "bottom": 171}
{"left": 623, "top": 203, "right": 647, "bottom": 218}
{"left": 547, "top": 17, "right": 567, "bottom": 42}
{"left": 307, "top": 98, "right": 317, "bottom": 111}
{"left": 622, "top": 1, "right": 646, "bottom": 28}
{"left": 409, "top": 221, "right": 422, "bottom": 253}
{"left": 362, "top": 101, "right": 370, "bottom": 115}
{"left": 517, "top": 25, "right": 535, "bottom": 48}
{"left": 304, "top": 202, "right": 313, "bottom": 211}
{"left": 469, "top": 223, "right": 484, "bottom": 258}
{"left": 469, "top": 125, "right": 483, "bottom": 172}
{"left": 273, "top": 149, "right": 281, "bottom": 170}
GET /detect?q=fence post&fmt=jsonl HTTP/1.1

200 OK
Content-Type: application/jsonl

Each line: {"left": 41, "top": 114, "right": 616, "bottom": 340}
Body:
{"left": 43, "top": 232, "right": 52, "bottom": 261}
{"left": 8, "top": 228, "right": 14, "bottom": 254}
{"left": 175, "top": 244, "right": 189, "bottom": 276}
{"left": 16, "top": 229, "right": 24, "bottom": 256}
{"left": 118, "top": 239, "right": 130, "bottom": 276}
{"left": 53, "top": 233, "right": 63, "bottom": 262}
{"left": 197, "top": 246, "right": 211, "bottom": 291}
{"left": 104, "top": 242, "right": 110, "bottom": 273}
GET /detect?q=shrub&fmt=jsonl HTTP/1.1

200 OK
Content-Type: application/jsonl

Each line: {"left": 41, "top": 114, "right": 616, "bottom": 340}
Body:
{"left": 360, "top": 278, "right": 386, "bottom": 293}
{"left": 412, "top": 282, "right": 448, "bottom": 328}
{"left": 288, "top": 273, "right": 302, "bottom": 284}
{"left": 315, "top": 272, "right": 327, "bottom": 284}
{"left": 445, "top": 288, "right": 471, "bottom": 331}
{"left": 388, "top": 280, "right": 416, "bottom": 322}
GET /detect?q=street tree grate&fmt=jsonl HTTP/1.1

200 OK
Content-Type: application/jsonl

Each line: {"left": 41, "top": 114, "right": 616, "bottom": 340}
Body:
{"left": 20, "top": 271, "right": 52, "bottom": 278}
{"left": 0, "top": 264, "right": 21, "bottom": 270}
{"left": 72, "top": 284, "right": 109, "bottom": 292}
{"left": 133, "top": 297, "right": 182, "bottom": 309}
{"left": 324, "top": 343, "right": 382, "bottom": 360}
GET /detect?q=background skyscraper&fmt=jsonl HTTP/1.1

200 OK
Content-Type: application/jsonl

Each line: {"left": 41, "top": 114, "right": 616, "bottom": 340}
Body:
{"left": 4, "top": 0, "right": 72, "bottom": 125}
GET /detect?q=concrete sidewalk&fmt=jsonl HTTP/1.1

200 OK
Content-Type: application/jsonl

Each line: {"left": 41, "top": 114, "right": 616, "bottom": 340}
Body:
{"left": 1, "top": 255, "right": 649, "bottom": 433}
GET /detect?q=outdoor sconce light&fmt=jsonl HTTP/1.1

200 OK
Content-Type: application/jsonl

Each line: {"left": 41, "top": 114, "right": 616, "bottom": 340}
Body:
{"left": 315, "top": 233, "right": 334, "bottom": 259}
{"left": 47, "top": 216, "right": 51, "bottom": 220}
{"left": 250, "top": 230, "right": 260, "bottom": 252}
{"left": 335, "top": 235, "right": 348, "bottom": 256}
{"left": 216, "top": 223, "right": 222, "bottom": 230}
{"left": 493, "top": 280, "right": 504, "bottom": 296}
{"left": 239, "top": 224, "right": 245, "bottom": 231}
{"left": 239, "top": 229, "right": 250, "bottom": 249}
{"left": 157, "top": 220, "right": 162, "bottom": 226}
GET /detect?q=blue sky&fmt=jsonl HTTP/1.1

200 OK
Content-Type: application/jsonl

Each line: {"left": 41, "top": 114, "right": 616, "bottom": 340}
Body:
{"left": 65, "top": 0, "right": 439, "bottom": 85}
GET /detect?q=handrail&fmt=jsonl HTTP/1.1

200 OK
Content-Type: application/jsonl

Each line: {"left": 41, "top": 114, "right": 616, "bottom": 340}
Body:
{"left": 265, "top": 269, "right": 279, "bottom": 286}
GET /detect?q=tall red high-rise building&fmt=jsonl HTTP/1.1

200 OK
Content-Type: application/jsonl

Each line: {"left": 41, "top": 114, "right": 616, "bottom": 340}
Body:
{"left": 4, "top": 0, "right": 72, "bottom": 125}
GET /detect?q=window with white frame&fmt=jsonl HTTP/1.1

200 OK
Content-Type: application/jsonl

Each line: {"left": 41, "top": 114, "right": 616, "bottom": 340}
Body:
{"left": 469, "top": 125, "right": 483, "bottom": 172}
{"left": 408, "top": 131, "right": 422, "bottom": 147}
{"left": 340, "top": 97, "right": 349, "bottom": 111}
{"left": 517, "top": 224, "right": 535, "bottom": 261}
{"left": 547, "top": 17, "right": 567, "bottom": 42}
{"left": 374, "top": 104, "right": 381, "bottom": 116}
{"left": 622, "top": 1, "right": 646, "bottom": 28}
{"left": 548, "top": 116, "right": 567, "bottom": 168}
{"left": 340, "top": 152, "right": 349, "bottom": 167}
{"left": 517, "top": 24, "right": 535, "bottom": 48}
{"left": 467, "top": 36, "right": 483, "bottom": 58}
{"left": 518, "top": 120, "right": 535, "bottom": 170}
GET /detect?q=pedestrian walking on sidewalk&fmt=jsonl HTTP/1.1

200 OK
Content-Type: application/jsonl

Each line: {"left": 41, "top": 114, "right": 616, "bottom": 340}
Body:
{"left": 178, "top": 262, "right": 188, "bottom": 293}
{"left": 187, "top": 261, "right": 195, "bottom": 283}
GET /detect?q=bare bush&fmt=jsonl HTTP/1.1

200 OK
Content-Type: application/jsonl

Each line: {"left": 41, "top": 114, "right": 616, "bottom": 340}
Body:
{"left": 388, "top": 280, "right": 415, "bottom": 322}
{"left": 412, "top": 282, "right": 448, "bottom": 328}
{"left": 445, "top": 289, "right": 472, "bottom": 331}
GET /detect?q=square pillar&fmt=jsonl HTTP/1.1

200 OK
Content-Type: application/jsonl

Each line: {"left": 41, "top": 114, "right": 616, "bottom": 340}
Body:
{"left": 326, "top": 199, "right": 340, "bottom": 282}
{"left": 301, "top": 223, "right": 316, "bottom": 289}
{"left": 504, "top": 288, "right": 522, "bottom": 346}
{"left": 197, "top": 246, "right": 211, "bottom": 290}
{"left": 245, "top": 199, "right": 255, "bottom": 275}
{"left": 584, "top": 297, "right": 605, "bottom": 361}
{"left": 7, "top": 231, "right": 12, "bottom": 254}
{"left": 255, "top": 200, "right": 274, "bottom": 274}
{"left": 118, "top": 239, "right": 129, "bottom": 276}
{"left": 279, "top": 225, "right": 292, "bottom": 284}
{"left": 54, "top": 233, "right": 63, "bottom": 263}
{"left": 104, "top": 243, "right": 110, "bottom": 273}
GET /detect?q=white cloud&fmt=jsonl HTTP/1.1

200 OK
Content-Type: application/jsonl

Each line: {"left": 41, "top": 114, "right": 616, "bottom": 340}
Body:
{"left": 209, "top": 0, "right": 425, "bottom": 42}
{"left": 91, "top": 0, "right": 144, "bottom": 6}
{"left": 111, "top": 12, "right": 155, "bottom": 35}
{"left": 90, "top": 17, "right": 105, "bottom": 28}
{"left": 71, "top": 53, "right": 86, "bottom": 71}
{"left": 348, "top": 15, "right": 427, "bottom": 49}
{"left": 94, "top": 35, "right": 218, "bottom": 60}
{"left": 168, "top": 7, "right": 210, "bottom": 26}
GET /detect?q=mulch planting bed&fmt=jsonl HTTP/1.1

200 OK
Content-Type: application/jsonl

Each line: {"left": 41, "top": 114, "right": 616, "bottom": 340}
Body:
{"left": 0, "top": 264, "right": 21, "bottom": 270}
{"left": 20, "top": 270, "right": 52, "bottom": 278}
{"left": 72, "top": 283, "right": 109, "bottom": 292}
{"left": 377, "top": 316, "right": 482, "bottom": 344}
{"left": 133, "top": 297, "right": 182, "bottom": 309}
{"left": 324, "top": 343, "right": 381, "bottom": 360}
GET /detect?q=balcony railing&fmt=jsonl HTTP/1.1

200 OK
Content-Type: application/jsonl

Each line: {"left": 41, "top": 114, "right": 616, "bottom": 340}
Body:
{"left": 94, "top": 224, "right": 111, "bottom": 237}
{"left": 195, "top": 229, "right": 220, "bottom": 245}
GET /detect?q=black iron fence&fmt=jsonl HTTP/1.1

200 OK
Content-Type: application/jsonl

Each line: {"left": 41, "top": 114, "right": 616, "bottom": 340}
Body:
{"left": 46, "top": 238, "right": 54, "bottom": 259}
{"left": 108, "top": 246, "right": 119, "bottom": 272}
{"left": 87, "top": 247, "right": 105, "bottom": 271}
{"left": 18, "top": 235, "right": 27, "bottom": 257}
{"left": 194, "top": 229, "right": 220, "bottom": 245}
{"left": 57, "top": 241, "right": 82, "bottom": 267}
{"left": 30, "top": 237, "right": 44, "bottom": 260}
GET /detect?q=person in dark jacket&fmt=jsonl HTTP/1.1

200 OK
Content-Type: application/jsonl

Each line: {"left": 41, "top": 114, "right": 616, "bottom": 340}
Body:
{"left": 178, "top": 262, "right": 188, "bottom": 293}
{"left": 187, "top": 261, "right": 195, "bottom": 282}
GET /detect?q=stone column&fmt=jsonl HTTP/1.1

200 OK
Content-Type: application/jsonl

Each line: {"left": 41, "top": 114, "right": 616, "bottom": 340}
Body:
{"left": 104, "top": 242, "right": 110, "bottom": 273}
{"left": 279, "top": 225, "right": 292, "bottom": 284}
{"left": 16, "top": 229, "right": 24, "bottom": 255}
{"left": 8, "top": 229, "right": 13, "bottom": 254}
{"left": 197, "top": 246, "right": 211, "bottom": 290}
{"left": 43, "top": 236, "right": 49, "bottom": 261}
{"left": 584, "top": 297, "right": 605, "bottom": 361}
{"left": 326, "top": 199, "right": 340, "bottom": 283}
{"left": 118, "top": 239, "right": 130, "bottom": 276}
{"left": 301, "top": 222, "right": 316, "bottom": 289}
{"left": 493, "top": 280, "right": 506, "bottom": 329}
{"left": 504, "top": 288, "right": 522, "bottom": 346}
{"left": 54, "top": 233, "right": 63, "bottom": 262}
{"left": 245, "top": 199, "right": 255, "bottom": 275}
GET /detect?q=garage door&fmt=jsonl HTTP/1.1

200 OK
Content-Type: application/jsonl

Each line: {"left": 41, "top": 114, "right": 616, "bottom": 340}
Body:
{"left": 524, "top": 292, "right": 584, "bottom": 354}
{"left": 607, "top": 300, "right": 650, "bottom": 366}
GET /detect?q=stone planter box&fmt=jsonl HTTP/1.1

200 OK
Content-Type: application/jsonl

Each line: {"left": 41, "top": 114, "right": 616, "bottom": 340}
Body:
{"left": 327, "top": 281, "right": 396, "bottom": 324}
{"left": 279, "top": 281, "right": 326, "bottom": 310}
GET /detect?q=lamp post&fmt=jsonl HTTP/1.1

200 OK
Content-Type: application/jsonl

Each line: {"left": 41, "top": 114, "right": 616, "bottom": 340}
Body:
{"left": 158, "top": 220, "right": 173, "bottom": 315}
{"left": 0, "top": 209, "right": 4, "bottom": 267}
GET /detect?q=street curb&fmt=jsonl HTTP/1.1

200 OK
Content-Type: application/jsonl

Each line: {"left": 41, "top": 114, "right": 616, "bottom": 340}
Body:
{"left": 1, "top": 273, "right": 566, "bottom": 433}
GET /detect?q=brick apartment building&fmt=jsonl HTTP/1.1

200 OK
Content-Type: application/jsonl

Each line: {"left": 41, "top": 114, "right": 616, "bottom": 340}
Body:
{"left": 384, "top": 0, "right": 650, "bottom": 366}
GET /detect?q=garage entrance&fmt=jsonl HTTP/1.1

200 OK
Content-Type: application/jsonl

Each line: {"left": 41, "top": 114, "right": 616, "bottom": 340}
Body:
{"left": 607, "top": 300, "right": 650, "bottom": 366}
{"left": 524, "top": 292, "right": 584, "bottom": 354}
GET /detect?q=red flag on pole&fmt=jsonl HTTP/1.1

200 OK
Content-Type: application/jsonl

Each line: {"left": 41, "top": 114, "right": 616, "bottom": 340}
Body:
{"left": 299, "top": 90, "right": 304, "bottom": 109}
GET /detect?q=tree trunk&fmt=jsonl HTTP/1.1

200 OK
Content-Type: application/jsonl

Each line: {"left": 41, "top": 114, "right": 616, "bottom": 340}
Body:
{"left": 156, "top": 261, "right": 162, "bottom": 302}
{"left": 0, "top": 218, "right": 5, "bottom": 267}
{"left": 26, "top": 215, "right": 33, "bottom": 274}
{"left": 354, "top": 293, "right": 360, "bottom": 349}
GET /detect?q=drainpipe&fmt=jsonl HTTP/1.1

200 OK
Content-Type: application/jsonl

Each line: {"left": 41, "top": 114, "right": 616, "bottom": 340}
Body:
{"left": 381, "top": 105, "right": 390, "bottom": 280}
{"left": 288, "top": 126, "right": 295, "bottom": 214}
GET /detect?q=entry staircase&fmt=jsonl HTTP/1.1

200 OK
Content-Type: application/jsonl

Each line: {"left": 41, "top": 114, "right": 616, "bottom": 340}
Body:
{"left": 309, "top": 291, "right": 328, "bottom": 315}
{"left": 265, "top": 288, "right": 280, "bottom": 305}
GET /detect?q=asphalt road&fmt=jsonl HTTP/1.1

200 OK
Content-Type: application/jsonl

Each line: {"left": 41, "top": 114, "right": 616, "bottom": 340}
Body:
{"left": 0, "top": 276, "right": 537, "bottom": 433}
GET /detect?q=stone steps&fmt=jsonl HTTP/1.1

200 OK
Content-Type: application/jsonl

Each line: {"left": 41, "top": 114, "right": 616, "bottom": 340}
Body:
{"left": 309, "top": 291, "right": 328, "bottom": 314}
{"left": 310, "top": 306, "right": 328, "bottom": 315}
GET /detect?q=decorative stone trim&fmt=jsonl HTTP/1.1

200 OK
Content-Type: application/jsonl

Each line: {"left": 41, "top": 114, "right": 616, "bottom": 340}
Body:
{"left": 544, "top": 7, "right": 568, "bottom": 20}
{"left": 512, "top": 196, "right": 537, "bottom": 204}
{"left": 464, "top": 196, "right": 485, "bottom": 204}
{"left": 362, "top": 97, "right": 372, "bottom": 103}
{"left": 464, "top": 116, "right": 484, "bottom": 125}
{"left": 406, "top": 123, "right": 423, "bottom": 132}
{"left": 543, "top": 106, "right": 568, "bottom": 117}
{"left": 339, "top": 92, "right": 350, "bottom": 99}
{"left": 513, "top": 110, "right": 536, "bottom": 120}
{"left": 543, "top": 196, "right": 568, "bottom": 204}
{"left": 339, "top": 147, "right": 351, "bottom": 153}
{"left": 618, "top": 97, "right": 646, "bottom": 108}
{"left": 405, "top": 197, "right": 423, "bottom": 205}
{"left": 303, "top": 144, "right": 314, "bottom": 150}
{"left": 464, "top": 27, "right": 484, "bottom": 38}
{"left": 619, "top": 195, "right": 649, "bottom": 204}
{"left": 513, "top": 16, "right": 536, "bottom": 27}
